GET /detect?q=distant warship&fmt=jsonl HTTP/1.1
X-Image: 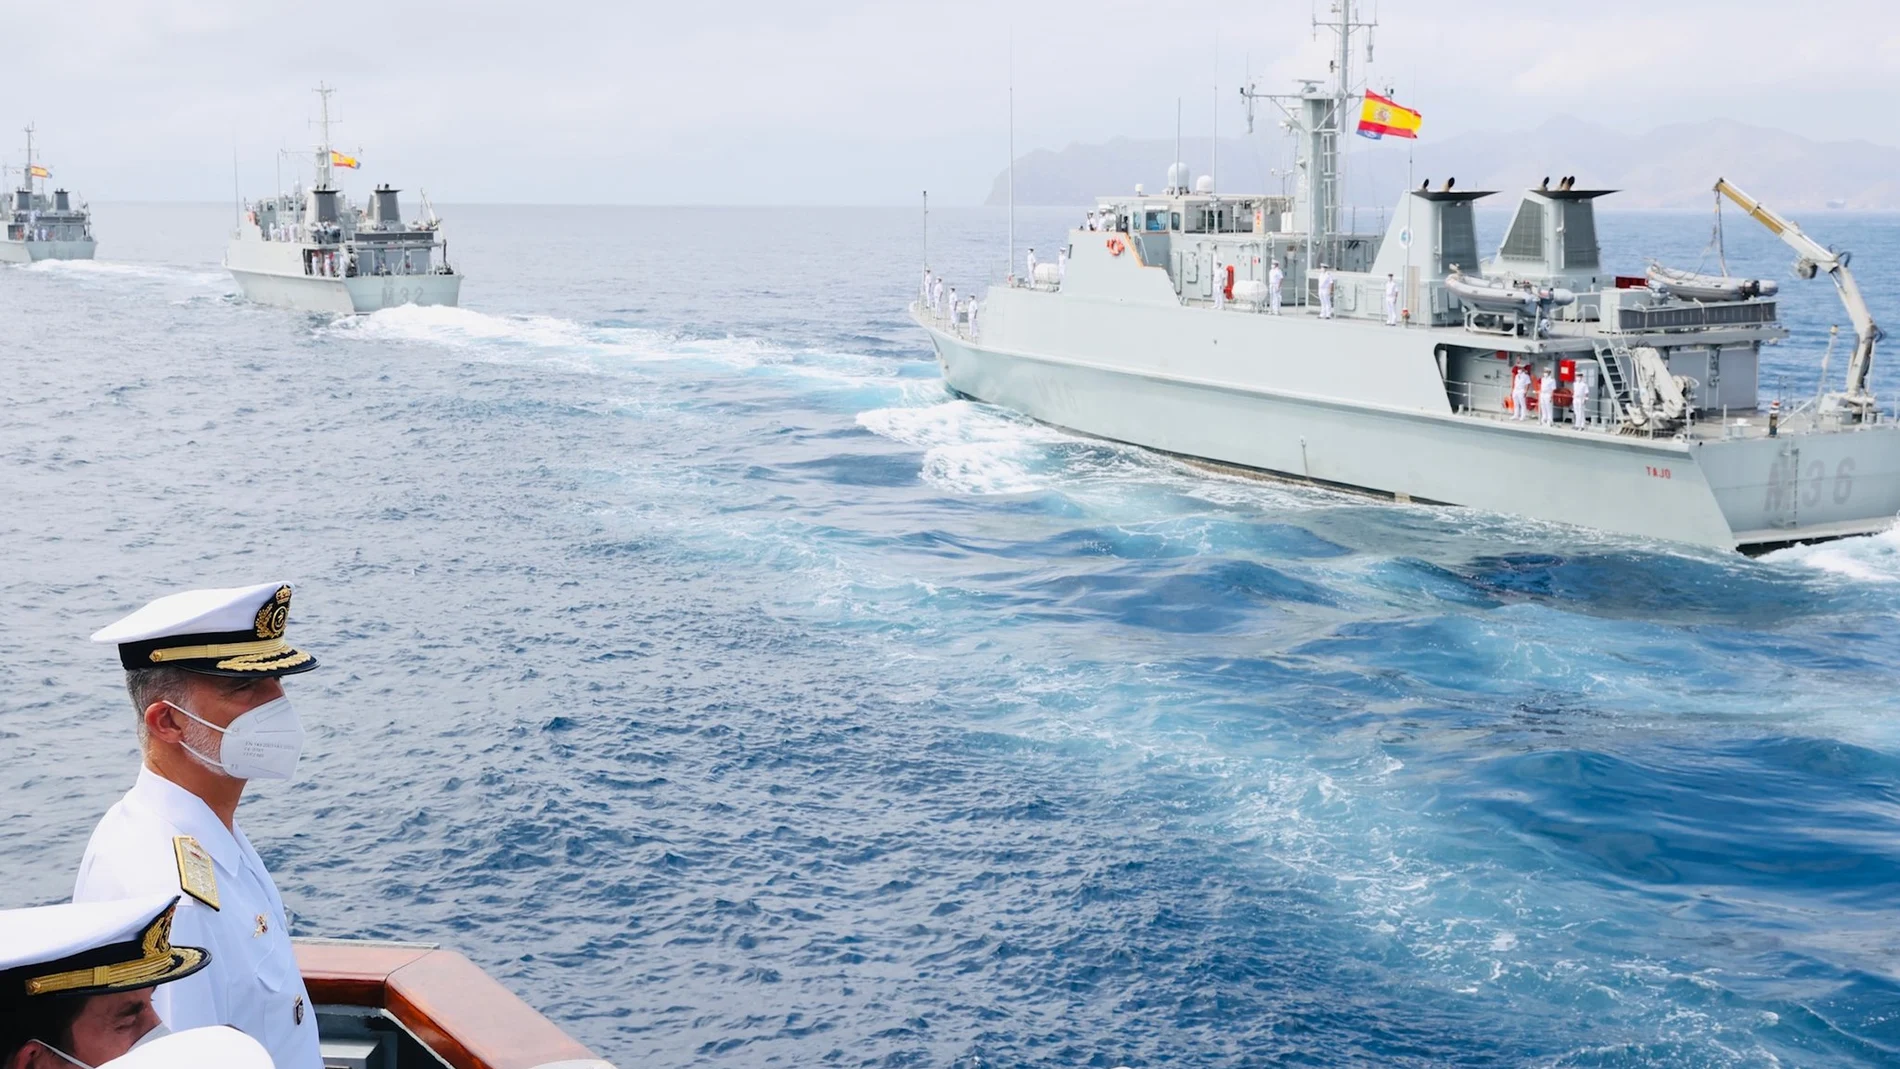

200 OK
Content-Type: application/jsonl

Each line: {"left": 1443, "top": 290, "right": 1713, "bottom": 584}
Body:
{"left": 915, "top": 1, "right": 1898, "bottom": 552}
{"left": 0, "top": 126, "right": 96, "bottom": 263}
{"left": 226, "top": 85, "right": 460, "bottom": 315}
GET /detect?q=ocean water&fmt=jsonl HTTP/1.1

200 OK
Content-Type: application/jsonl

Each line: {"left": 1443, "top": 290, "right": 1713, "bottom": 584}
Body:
{"left": 3, "top": 201, "right": 1900, "bottom": 1068}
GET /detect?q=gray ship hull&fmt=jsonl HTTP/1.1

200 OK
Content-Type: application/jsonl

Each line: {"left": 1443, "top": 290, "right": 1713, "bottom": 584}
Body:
{"left": 227, "top": 264, "right": 461, "bottom": 315}
{"left": 918, "top": 296, "right": 1900, "bottom": 552}
{"left": 0, "top": 238, "right": 96, "bottom": 263}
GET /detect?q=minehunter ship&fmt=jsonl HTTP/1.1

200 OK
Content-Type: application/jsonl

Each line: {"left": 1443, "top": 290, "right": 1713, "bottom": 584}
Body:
{"left": 227, "top": 85, "right": 460, "bottom": 315}
{"left": 0, "top": 126, "right": 97, "bottom": 263}
{"left": 914, "top": 3, "right": 1898, "bottom": 552}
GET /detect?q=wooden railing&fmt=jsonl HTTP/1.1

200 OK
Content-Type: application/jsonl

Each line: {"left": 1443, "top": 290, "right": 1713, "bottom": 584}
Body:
{"left": 295, "top": 940, "right": 611, "bottom": 1069}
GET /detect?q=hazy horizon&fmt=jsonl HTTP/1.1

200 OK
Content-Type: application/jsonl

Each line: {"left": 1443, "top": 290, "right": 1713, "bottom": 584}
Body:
{"left": 13, "top": 0, "right": 1898, "bottom": 206}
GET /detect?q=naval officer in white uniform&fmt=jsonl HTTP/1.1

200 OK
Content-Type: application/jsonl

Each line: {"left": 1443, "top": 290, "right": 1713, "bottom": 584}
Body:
{"left": 0, "top": 895, "right": 210, "bottom": 1068}
{"left": 73, "top": 582, "right": 324, "bottom": 1069}
{"left": 1267, "top": 260, "right": 1284, "bottom": 315}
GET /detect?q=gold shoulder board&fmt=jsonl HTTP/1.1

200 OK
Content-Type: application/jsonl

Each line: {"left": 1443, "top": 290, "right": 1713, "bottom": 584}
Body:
{"left": 172, "top": 836, "right": 220, "bottom": 911}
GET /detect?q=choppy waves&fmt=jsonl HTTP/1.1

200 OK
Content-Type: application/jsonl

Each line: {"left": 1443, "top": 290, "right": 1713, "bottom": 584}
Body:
{"left": 6, "top": 209, "right": 1899, "bottom": 1067}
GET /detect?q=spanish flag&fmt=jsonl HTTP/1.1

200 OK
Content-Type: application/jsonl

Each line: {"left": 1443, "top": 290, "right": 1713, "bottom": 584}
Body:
{"left": 27, "top": 165, "right": 48, "bottom": 178}
{"left": 330, "top": 150, "right": 359, "bottom": 169}
{"left": 1357, "top": 92, "right": 1422, "bottom": 140}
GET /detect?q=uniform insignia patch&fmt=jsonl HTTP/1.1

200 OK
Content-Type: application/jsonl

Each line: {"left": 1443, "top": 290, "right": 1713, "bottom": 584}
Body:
{"left": 173, "top": 836, "right": 221, "bottom": 911}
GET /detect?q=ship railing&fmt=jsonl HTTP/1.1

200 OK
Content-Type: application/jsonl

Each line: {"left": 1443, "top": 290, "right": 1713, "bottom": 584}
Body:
{"left": 1443, "top": 378, "right": 1612, "bottom": 431}
{"left": 912, "top": 298, "right": 979, "bottom": 341}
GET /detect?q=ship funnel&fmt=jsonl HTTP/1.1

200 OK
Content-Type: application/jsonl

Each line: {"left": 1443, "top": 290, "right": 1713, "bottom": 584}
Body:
{"left": 53, "top": 188, "right": 69, "bottom": 211}
{"left": 312, "top": 187, "right": 340, "bottom": 225}
{"left": 1369, "top": 188, "right": 1493, "bottom": 284}
{"left": 1487, "top": 185, "right": 1617, "bottom": 283}
{"left": 371, "top": 184, "right": 402, "bottom": 226}
{"left": 14, "top": 190, "right": 29, "bottom": 211}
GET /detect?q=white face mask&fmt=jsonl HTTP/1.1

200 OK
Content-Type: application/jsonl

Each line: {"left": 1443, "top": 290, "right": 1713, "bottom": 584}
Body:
{"left": 166, "top": 695, "right": 305, "bottom": 781}
{"left": 37, "top": 1021, "right": 169, "bottom": 1068}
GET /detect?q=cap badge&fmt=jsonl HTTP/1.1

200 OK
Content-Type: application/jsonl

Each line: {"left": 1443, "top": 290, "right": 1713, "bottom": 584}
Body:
{"left": 254, "top": 586, "right": 292, "bottom": 640}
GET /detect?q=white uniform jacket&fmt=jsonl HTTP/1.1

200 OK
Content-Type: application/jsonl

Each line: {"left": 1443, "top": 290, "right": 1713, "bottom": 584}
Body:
{"left": 74, "top": 767, "right": 321, "bottom": 1069}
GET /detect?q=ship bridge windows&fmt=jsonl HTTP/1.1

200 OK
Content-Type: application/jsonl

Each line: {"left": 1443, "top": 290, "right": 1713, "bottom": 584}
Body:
{"left": 1187, "top": 202, "right": 1249, "bottom": 233}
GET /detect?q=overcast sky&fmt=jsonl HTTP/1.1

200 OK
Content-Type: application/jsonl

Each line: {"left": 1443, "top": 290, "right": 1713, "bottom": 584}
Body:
{"left": 8, "top": 0, "right": 1897, "bottom": 204}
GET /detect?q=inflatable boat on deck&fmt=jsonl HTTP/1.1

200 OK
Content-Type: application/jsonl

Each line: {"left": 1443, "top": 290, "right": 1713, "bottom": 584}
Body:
{"left": 1647, "top": 263, "right": 1779, "bottom": 302}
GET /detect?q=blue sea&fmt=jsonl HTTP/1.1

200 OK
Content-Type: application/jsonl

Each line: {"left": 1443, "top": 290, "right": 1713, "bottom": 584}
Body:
{"left": 4, "top": 201, "right": 1900, "bottom": 1067}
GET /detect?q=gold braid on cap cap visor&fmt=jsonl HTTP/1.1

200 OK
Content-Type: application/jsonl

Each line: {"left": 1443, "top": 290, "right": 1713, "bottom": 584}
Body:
{"left": 24, "top": 908, "right": 207, "bottom": 996}
{"left": 146, "top": 638, "right": 313, "bottom": 671}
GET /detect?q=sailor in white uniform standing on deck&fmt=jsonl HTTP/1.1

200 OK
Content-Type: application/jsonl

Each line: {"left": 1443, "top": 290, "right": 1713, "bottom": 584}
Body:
{"left": 74, "top": 582, "right": 326, "bottom": 1069}
{"left": 1025, "top": 248, "right": 1037, "bottom": 285}
{"left": 1317, "top": 265, "right": 1336, "bottom": 319}
{"left": 1268, "top": 260, "right": 1284, "bottom": 315}
{"left": 1511, "top": 365, "right": 1531, "bottom": 421}
{"left": 1383, "top": 273, "right": 1399, "bottom": 325}
{"left": 1538, "top": 365, "right": 1557, "bottom": 426}
{"left": 1572, "top": 369, "right": 1592, "bottom": 428}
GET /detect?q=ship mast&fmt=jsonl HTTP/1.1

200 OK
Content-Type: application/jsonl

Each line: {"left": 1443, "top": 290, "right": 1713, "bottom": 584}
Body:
{"left": 314, "top": 84, "right": 335, "bottom": 190}
{"left": 1238, "top": 1, "right": 1375, "bottom": 285}
{"left": 21, "top": 124, "right": 35, "bottom": 195}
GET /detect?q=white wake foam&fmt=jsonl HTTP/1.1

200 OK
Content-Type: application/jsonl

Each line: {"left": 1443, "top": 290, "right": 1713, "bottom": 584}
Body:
{"left": 1763, "top": 524, "right": 1900, "bottom": 582}
{"left": 325, "top": 305, "right": 910, "bottom": 396}
{"left": 857, "top": 400, "right": 1080, "bottom": 495}
{"left": 20, "top": 258, "right": 229, "bottom": 290}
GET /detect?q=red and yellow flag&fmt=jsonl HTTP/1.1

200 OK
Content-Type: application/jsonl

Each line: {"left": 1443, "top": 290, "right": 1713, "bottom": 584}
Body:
{"left": 27, "top": 164, "right": 48, "bottom": 178}
{"left": 330, "top": 150, "right": 359, "bottom": 169}
{"left": 1357, "top": 92, "right": 1422, "bottom": 140}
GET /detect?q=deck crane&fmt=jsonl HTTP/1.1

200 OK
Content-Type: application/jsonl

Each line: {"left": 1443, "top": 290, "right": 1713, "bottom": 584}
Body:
{"left": 1715, "top": 177, "right": 1885, "bottom": 420}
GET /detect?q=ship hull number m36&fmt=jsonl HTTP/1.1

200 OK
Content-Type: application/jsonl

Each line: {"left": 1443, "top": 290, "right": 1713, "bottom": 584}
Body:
{"left": 1762, "top": 456, "right": 1855, "bottom": 512}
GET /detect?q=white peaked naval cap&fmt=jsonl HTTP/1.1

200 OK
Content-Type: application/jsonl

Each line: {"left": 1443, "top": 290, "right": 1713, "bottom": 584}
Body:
{"left": 91, "top": 581, "right": 319, "bottom": 678}
{"left": 100, "top": 1027, "right": 274, "bottom": 1069}
{"left": 0, "top": 895, "right": 209, "bottom": 1004}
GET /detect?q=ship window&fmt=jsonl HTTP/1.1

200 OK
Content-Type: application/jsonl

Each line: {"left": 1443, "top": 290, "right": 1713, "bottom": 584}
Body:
{"left": 1146, "top": 211, "right": 1165, "bottom": 231}
{"left": 1561, "top": 201, "right": 1599, "bottom": 269}
{"left": 1500, "top": 200, "right": 1545, "bottom": 260}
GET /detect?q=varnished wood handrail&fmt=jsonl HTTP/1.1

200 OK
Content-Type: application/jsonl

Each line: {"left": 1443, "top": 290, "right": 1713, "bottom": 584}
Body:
{"left": 295, "top": 940, "right": 607, "bottom": 1069}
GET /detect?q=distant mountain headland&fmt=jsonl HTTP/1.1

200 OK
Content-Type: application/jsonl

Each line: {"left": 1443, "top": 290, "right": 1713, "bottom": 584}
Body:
{"left": 986, "top": 119, "right": 1900, "bottom": 211}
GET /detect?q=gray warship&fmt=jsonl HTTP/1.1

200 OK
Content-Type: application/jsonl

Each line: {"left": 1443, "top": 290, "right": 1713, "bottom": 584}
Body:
{"left": 226, "top": 85, "right": 460, "bottom": 315}
{"left": 914, "top": 4, "right": 1897, "bottom": 553}
{"left": 0, "top": 126, "right": 96, "bottom": 263}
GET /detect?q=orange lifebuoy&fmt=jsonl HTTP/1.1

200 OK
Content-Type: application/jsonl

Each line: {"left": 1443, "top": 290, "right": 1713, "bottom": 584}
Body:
{"left": 1106, "top": 238, "right": 1126, "bottom": 257}
{"left": 1223, "top": 264, "right": 1235, "bottom": 300}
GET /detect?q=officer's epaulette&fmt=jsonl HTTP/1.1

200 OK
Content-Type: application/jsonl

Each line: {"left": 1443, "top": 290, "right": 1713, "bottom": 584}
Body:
{"left": 172, "top": 836, "right": 220, "bottom": 911}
